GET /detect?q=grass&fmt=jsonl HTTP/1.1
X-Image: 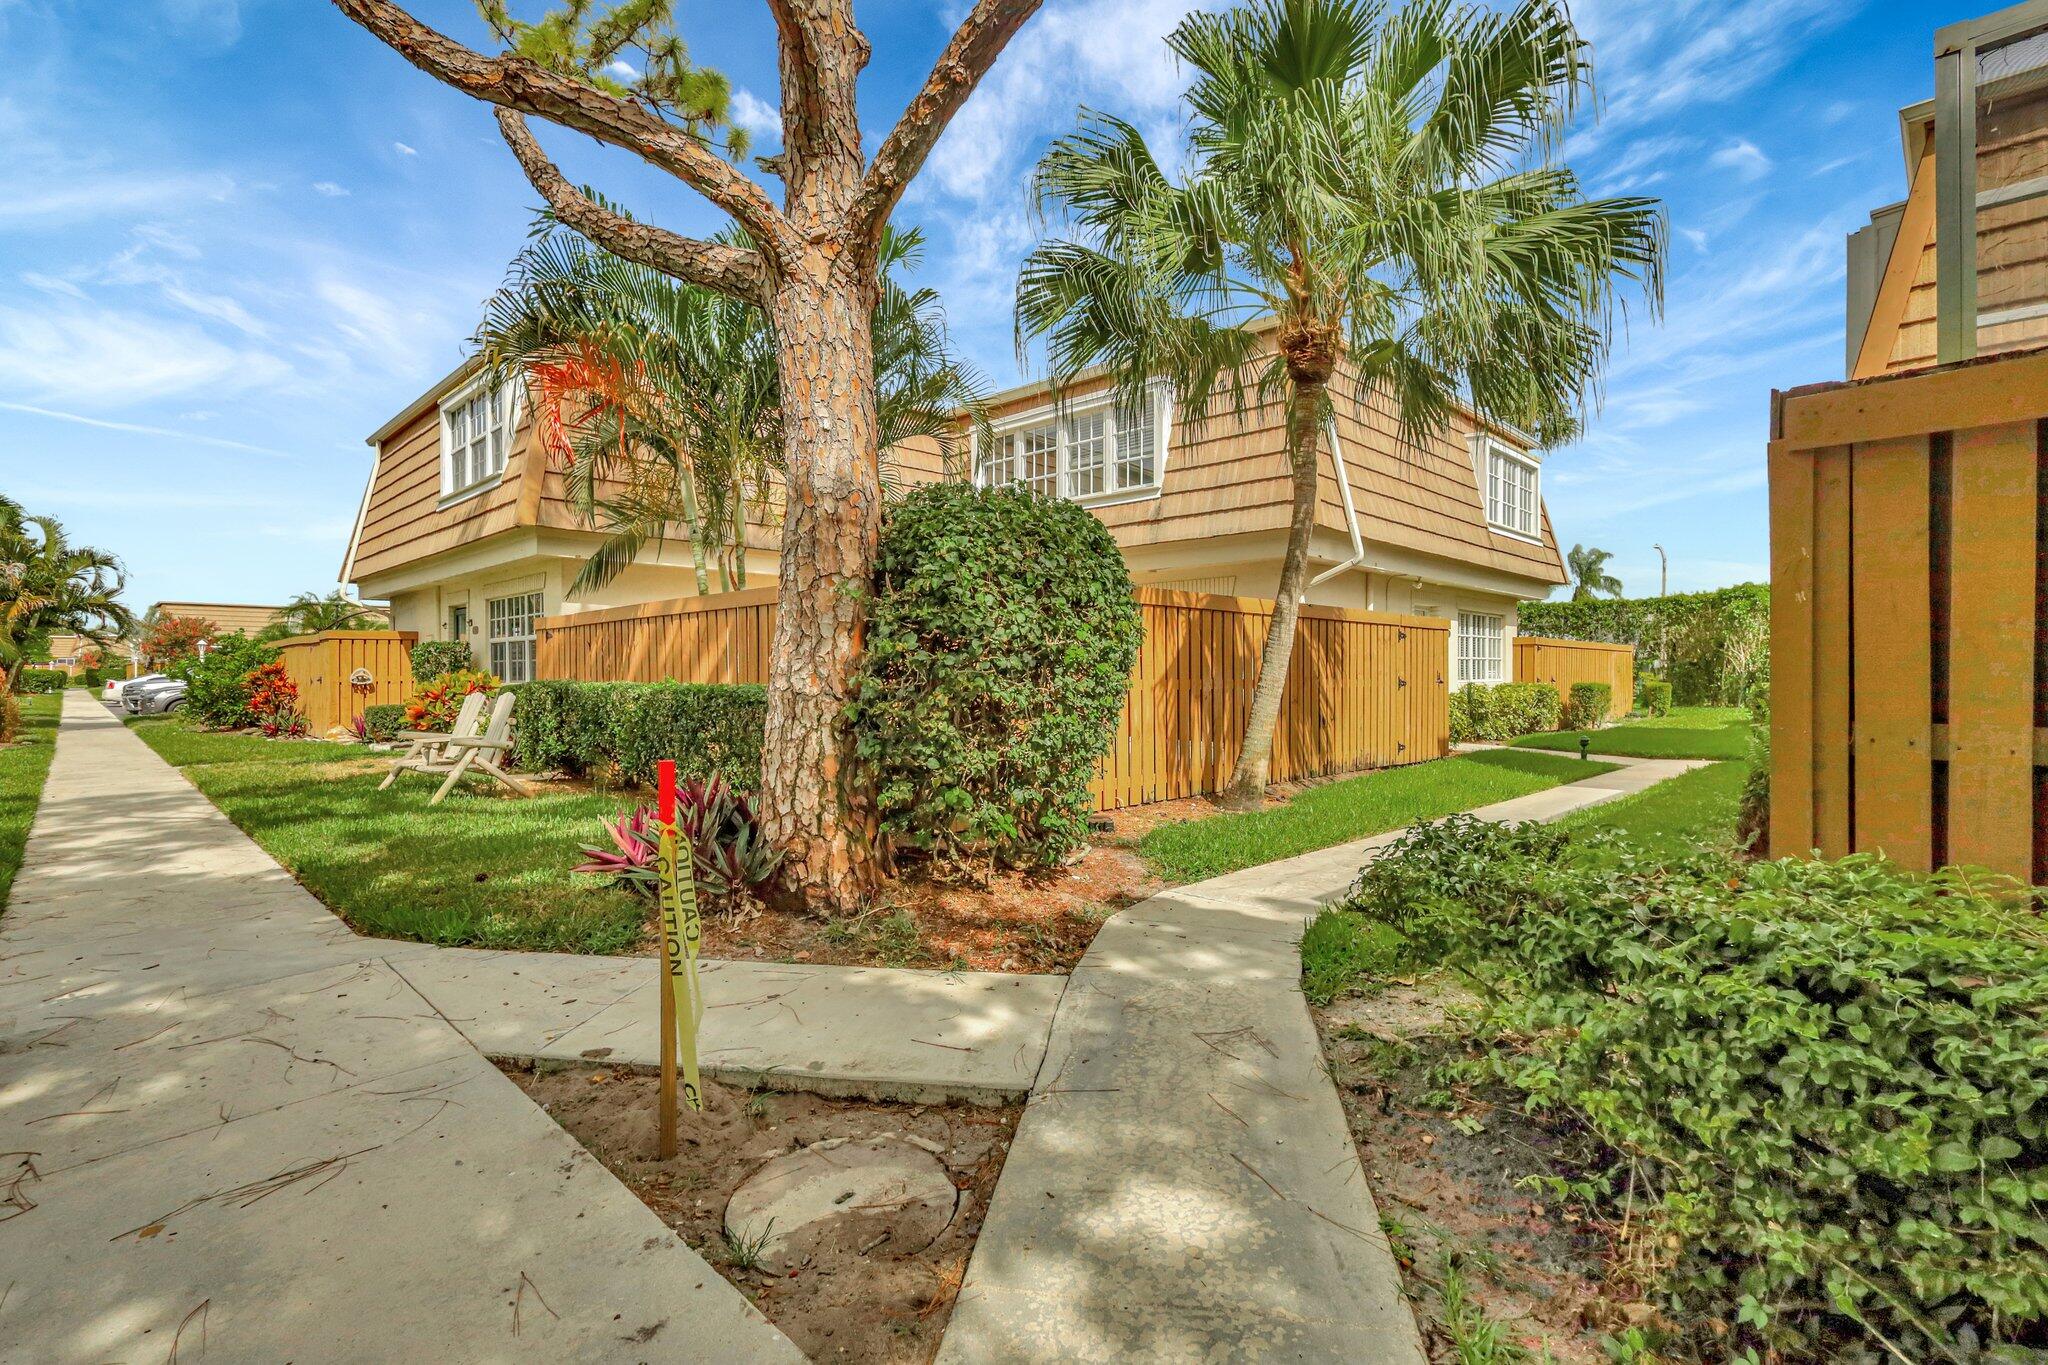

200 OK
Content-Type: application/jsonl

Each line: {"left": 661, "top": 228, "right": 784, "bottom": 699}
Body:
{"left": 129, "top": 718, "right": 648, "bottom": 953}
{"left": 1509, "top": 705, "right": 1749, "bottom": 760}
{"left": 1137, "top": 748, "right": 1617, "bottom": 884}
{"left": 1559, "top": 758, "right": 1750, "bottom": 861}
{"left": 0, "top": 692, "right": 63, "bottom": 911}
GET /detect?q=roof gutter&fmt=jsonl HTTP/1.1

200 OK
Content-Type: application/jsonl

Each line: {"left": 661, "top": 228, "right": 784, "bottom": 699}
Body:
{"left": 1309, "top": 414, "right": 1367, "bottom": 588}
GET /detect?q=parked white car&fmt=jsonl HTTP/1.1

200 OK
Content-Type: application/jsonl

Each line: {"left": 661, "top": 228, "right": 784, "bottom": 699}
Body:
{"left": 104, "top": 673, "right": 166, "bottom": 703}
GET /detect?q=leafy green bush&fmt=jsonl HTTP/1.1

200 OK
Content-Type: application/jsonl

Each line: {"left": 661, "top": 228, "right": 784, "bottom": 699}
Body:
{"left": 1736, "top": 659, "right": 1771, "bottom": 855}
{"left": 509, "top": 679, "right": 765, "bottom": 789}
{"left": 847, "top": 484, "right": 1142, "bottom": 869}
{"left": 1563, "top": 682, "right": 1609, "bottom": 730}
{"left": 410, "top": 639, "right": 473, "bottom": 681}
{"left": 1520, "top": 582, "right": 1767, "bottom": 706}
{"left": 361, "top": 704, "right": 407, "bottom": 741}
{"left": 15, "top": 668, "right": 65, "bottom": 694}
{"left": 1636, "top": 677, "right": 1672, "bottom": 716}
{"left": 1448, "top": 681, "right": 1559, "bottom": 742}
{"left": 1344, "top": 817, "right": 2048, "bottom": 1360}
{"left": 179, "top": 634, "right": 279, "bottom": 728}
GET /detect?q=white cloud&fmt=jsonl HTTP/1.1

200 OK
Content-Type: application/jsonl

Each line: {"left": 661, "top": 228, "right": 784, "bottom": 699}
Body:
{"left": 1570, "top": 0, "right": 1857, "bottom": 134}
{"left": 0, "top": 170, "right": 233, "bottom": 225}
{"left": 0, "top": 305, "right": 287, "bottom": 408}
{"left": 730, "top": 88, "right": 780, "bottom": 144}
{"left": 312, "top": 180, "right": 349, "bottom": 197}
{"left": 20, "top": 271, "right": 84, "bottom": 298}
{"left": 393, "top": 141, "right": 418, "bottom": 157}
{"left": 1708, "top": 139, "right": 1772, "bottom": 181}
{"left": 605, "top": 59, "right": 639, "bottom": 82}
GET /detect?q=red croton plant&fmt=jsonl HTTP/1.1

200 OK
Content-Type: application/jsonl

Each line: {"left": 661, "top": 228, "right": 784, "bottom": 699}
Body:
{"left": 244, "top": 661, "right": 307, "bottom": 738}
{"left": 403, "top": 668, "right": 499, "bottom": 732}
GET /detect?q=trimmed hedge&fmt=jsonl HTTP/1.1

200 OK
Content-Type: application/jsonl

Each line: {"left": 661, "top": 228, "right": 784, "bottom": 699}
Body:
{"left": 362, "top": 704, "right": 407, "bottom": 741}
{"left": 510, "top": 680, "right": 765, "bottom": 790}
{"left": 15, "top": 668, "right": 65, "bottom": 694}
{"left": 1519, "top": 582, "right": 1767, "bottom": 706}
{"left": 1563, "top": 682, "right": 1610, "bottom": 730}
{"left": 1636, "top": 676, "right": 1673, "bottom": 716}
{"left": 411, "top": 639, "right": 474, "bottom": 680}
{"left": 1448, "top": 681, "right": 1560, "bottom": 742}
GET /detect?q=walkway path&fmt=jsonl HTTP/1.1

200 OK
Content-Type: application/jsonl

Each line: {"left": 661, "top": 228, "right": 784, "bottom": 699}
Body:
{"left": 940, "top": 755, "right": 1706, "bottom": 1363}
{"left": 0, "top": 694, "right": 814, "bottom": 1360}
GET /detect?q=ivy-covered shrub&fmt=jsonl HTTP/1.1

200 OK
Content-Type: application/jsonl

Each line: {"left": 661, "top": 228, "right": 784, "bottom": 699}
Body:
{"left": 15, "top": 668, "right": 65, "bottom": 694}
{"left": 1343, "top": 817, "right": 2048, "bottom": 1361}
{"left": 361, "top": 703, "right": 407, "bottom": 741}
{"left": 1519, "top": 583, "right": 1767, "bottom": 706}
{"left": 410, "top": 639, "right": 474, "bottom": 681}
{"left": 509, "top": 679, "right": 765, "bottom": 789}
{"left": 1563, "top": 681, "right": 1609, "bottom": 730}
{"left": 1736, "top": 660, "right": 1772, "bottom": 855}
{"left": 847, "top": 484, "right": 1142, "bottom": 869}
{"left": 1448, "top": 681, "right": 1560, "bottom": 742}
{"left": 180, "top": 633, "right": 279, "bottom": 728}
{"left": 1636, "top": 676, "right": 1672, "bottom": 716}
{"left": 405, "top": 669, "right": 498, "bottom": 732}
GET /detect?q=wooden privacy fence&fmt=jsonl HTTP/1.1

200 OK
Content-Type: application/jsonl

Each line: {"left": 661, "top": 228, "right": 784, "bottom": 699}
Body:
{"left": 1511, "top": 636, "right": 1633, "bottom": 720}
{"left": 271, "top": 630, "right": 417, "bottom": 735}
{"left": 536, "top": 585, "right": 1451, "bottom": 811}
{"left": 1769, "top": 344, "right": 2048, "bottom": 882}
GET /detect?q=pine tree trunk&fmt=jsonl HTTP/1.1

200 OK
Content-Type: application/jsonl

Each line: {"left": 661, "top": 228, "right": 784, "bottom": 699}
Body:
{"left": 757, "top": 258, "right": 885, "bottom": 912}
{"left": 1224, "top": 375, "right": 1326, "bottom": 808}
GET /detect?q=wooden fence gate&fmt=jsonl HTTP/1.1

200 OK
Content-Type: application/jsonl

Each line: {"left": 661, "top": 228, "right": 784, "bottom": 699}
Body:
{"left": 1769, "top": 344, "right": 2048, "bottom": 881}
{"left": 1511, "top": 636, "right": 1634, "bottom": 720}
{"left": 271, "top": 630, "right": 418, "bottom": 735}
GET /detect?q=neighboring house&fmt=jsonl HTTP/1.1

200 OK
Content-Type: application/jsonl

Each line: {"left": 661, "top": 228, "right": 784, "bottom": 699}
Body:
{"left": 1846, "top": 1, "right": 2048, "bottom": 377}
{"left": 147, "top": 602, "right": 291, "bottom": 638}
{"left": 344, "top": 341, "right": 1567, "bottom": 688}
{"left": 37, "top": 634, "right": 101, "bottom": 674}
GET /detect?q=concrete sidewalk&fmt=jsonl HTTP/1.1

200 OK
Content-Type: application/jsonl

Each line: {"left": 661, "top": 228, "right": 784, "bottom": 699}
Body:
{"left": 940, "top": 754, "right": 1705, "bottom": 1363}
{"left": 0, "top": 693, "right": 805, "bottom": 1361}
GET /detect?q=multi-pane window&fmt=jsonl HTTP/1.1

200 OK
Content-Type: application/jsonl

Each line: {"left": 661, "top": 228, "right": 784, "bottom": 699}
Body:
{"left": 1457, "top": 611, "right": 1506, "bottom": 685}
{"left": 487, "top": 591, "right": 544, "bottom": 685}
{"left": 975, "top": 389, "right": 1166, "bottom": 502}
{"left": 441, "top": 378, "right": 519, "bottom": 497}
{"left": 1483, "top": 443, "right": 1539, "bottom": 537}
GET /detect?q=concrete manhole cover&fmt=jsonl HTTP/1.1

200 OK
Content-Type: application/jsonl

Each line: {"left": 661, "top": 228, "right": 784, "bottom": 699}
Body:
{"left": 725, "top": 1135, "right": 958, "bottom": 1272}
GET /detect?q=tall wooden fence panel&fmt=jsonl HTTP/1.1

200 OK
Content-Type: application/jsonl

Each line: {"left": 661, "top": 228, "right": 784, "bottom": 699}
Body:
{"left": 536, "top": 586, "right": 779, "bottom": 684}
{"left": 536, "top": 585, "right": 1451, "bottom": 812}
{"left": 1512, "top": 636, "right": 1634, "bottom": 720}
{"left": 272, "top": 630, "right": 417, "bottom": 735}
{"left": 1769, "top": 344, "right": 2048, "bottom": 882}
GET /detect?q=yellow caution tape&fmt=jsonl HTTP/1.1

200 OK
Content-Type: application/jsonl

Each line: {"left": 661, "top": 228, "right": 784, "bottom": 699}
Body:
{"left": 657, "top": 822, "right": 705, "bottom": 1111}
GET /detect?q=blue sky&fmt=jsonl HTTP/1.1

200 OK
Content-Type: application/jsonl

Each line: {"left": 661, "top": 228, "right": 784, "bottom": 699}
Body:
{"left": 0, "top": 0, "right": 1971, "bottom": 609}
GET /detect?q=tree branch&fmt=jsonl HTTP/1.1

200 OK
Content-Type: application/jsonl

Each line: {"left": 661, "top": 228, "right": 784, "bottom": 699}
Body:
{"left": 495, "top": 112, "right": 768, "bottom": 298}
{"left": 851, "top": 0, "right": 1044, "bottom": 238}
{"left": 330, "top": 0, "right": 792, "bottom": 261}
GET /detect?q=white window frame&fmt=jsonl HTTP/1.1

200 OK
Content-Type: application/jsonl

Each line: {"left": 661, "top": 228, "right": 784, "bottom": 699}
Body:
{"left": 486, "top": 591, "right": 544, "bottom": 685}
{"left": 439, "top": 374, "right": 521, "bottom": 503}
{"left": 973, "top": 381, "right": 1171, "bottom": 507}
{"left": 1456, "top": 610, "right": 1506, "bottom": 685}
{"left": 1475, "top": 436, "right": 1541, "bottom": 541}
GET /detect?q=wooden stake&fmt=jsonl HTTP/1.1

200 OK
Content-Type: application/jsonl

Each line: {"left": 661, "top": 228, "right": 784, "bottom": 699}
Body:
{"left": 656, "top": 759, "right": 679, "bottom": 1160}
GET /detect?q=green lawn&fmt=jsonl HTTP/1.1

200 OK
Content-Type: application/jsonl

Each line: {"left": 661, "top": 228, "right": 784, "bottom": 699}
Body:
{"left": 1559, "top": 758, "right": 1749, "bottom": 860}
{"left": 130, "top": 719, "right": 648, "bottom": 953}
{"left": 1, "top": 693, "right": 63, "bottom": 911}
{"left": 1136, "top": 748, "right": 1618, "bottom": 884}
{"left": 1510, "top": 705, "right": 1750, "bottom": 760}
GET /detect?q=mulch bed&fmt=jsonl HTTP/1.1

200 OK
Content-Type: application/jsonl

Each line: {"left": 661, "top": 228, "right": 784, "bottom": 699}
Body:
{"left": 504, "top": 1063, "right": 1019, "bottom": 1362}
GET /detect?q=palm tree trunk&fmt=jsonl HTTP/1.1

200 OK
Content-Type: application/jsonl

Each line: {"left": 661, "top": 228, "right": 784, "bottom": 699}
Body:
{"left": 1225, "top": 376, "right": 1325, "bottom": 807}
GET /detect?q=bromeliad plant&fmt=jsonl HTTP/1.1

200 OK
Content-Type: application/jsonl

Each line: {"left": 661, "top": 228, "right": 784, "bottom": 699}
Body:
{"left": 573, "top": 775, "right": 782, "bottom": 906}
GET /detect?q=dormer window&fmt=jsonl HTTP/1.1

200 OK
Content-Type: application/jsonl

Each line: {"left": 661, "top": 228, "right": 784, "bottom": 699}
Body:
{"left": 440, "top": 375, "right": 520, "bottom": 500}
{"left": 1478, "top": 437, "right": 1540, "bottom": 539}
{"left": 976, "top": 383, "right": 1169, "bottom": 504}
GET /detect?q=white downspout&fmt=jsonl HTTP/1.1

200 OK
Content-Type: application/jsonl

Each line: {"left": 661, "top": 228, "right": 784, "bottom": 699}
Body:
{"left": 1309, "top": 413, "right": 1367, "bottom": 588}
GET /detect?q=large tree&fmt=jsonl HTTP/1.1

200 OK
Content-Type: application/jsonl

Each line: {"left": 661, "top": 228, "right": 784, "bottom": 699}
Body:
{"left": 1017, "top": 0, "right": 1663, "bottom": 805}
{"left": 332, "top": 0, "right": 1041, "bottom": 912}
{"left": 0, "top": 495, "right": 135, "bottom": 690}
{"left": 1567, "top": 543, "right": 1622, "bottom": 602}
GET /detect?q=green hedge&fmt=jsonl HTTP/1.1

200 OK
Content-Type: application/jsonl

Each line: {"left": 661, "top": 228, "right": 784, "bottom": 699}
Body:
{"left": 15, "top": 668, "right": 65, "bottom": 694}
{"left": 1519, "top": 582, "right": 1766, "bottom": 706}
{"left": 179, "top": 634, "right": 279, "bottom": 728}
{"left": 411, "top": 639, "right": 474, "bottom": 681}
{"left": 362, "top": 704, "right": 407, "bottom": 741}
{"left": 510, "top": 680, "right": 765, "bottom": 790}
{"left": 1637, "top": 677, "right": 1673, "bottom": 716}
{"left": 1344, "top": 818, "right": 2048, "bottom": 1360}
{"left": 1448, "top": 681, "right": 1560, "bottom": 742}
{"left": 1563, "top": 682, "right": 1609, "bottom": 730}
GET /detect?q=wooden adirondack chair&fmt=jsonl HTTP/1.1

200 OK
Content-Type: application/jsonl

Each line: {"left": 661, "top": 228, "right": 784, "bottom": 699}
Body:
{"left": 427, "top": 690, "right": 530, "bottom": 805}
{"left": 379, "top": 690, "right": 488, "bottom": 790}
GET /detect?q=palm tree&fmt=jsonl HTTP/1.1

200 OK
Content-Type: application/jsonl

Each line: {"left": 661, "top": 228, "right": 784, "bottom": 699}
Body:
{"left": 270, "top": 590, "right": 387, "bottom": 636}
{"left": 1567, "top": 544, "right": 1622, "bottom": 602}
{"left": 0, "top": 494, "right": 135, "bottom": 690}
{"left": 475, "top": 216, "right": 988, "bottom": 596}
{"left": 1017, "top": 0, "right": 1662, "bottom": 805}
